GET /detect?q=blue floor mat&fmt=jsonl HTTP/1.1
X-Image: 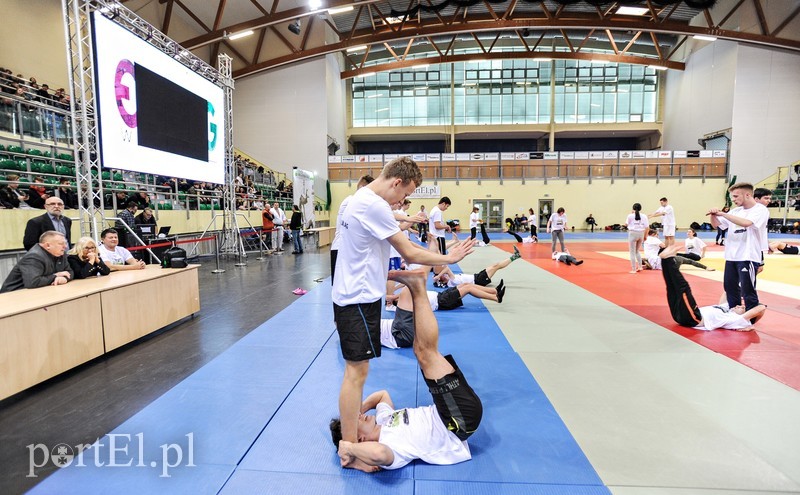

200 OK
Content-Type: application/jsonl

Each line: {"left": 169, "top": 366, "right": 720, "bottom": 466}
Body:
{"left": 30, "top": 272, "right": 608, "bottom": 494}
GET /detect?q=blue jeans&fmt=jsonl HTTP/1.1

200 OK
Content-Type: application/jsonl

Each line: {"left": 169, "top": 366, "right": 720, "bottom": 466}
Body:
{"left": 292, "top": 230, "right": 303, "bottom": 253}
{"left": 723, "top": 260, "right": 759, "bottom": 310}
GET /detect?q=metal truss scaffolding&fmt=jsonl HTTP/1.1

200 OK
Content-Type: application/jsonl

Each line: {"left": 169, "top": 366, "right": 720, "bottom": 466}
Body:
{"left": 61, "top": 0, "right": 234, "bottom": 246}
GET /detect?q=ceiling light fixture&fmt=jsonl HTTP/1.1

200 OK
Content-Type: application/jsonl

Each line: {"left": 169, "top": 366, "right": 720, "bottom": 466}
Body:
{"left": 693, "top": 34, "right": 718, "bottom": 41}
{"left": 347, "top": 45, "right": 368, "bottom": 53}
{"left": 228, "top": 30, "right": 254, "bottom": 41}
{"left": 617, "top": 6, "right": 649, "bottom": 16}
{"left": 328, "top": 5, "right": 354, "bottom": 15}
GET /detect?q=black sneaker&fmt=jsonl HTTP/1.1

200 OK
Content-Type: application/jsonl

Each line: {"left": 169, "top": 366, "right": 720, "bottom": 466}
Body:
{"left": 575, "top": 260, "right": 584, "bottom": 265}
{"left": 496, "top": 279, "right": 505, "bottom": 292}
{"left": 497, "top": 286, "right": 506, "bottom": 303}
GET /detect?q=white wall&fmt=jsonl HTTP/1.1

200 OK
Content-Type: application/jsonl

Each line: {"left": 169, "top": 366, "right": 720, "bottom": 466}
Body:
{"left": 233, "top": 59, "right": 329, "bottom": 187}
{"left": 325, "top": 53, "right": 346, "bottom": 167}
{"left": 729, "top": 45, "right": 800, "bottom": 182}
{"left": 662, "top": 40, "right": 737, "bottom": 152}
{"left": 0, "top": 0, "right": 68, "bottom": 88}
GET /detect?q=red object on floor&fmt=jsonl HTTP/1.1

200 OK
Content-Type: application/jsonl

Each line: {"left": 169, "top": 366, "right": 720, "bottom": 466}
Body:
{"left": 500, "top": 242, "right": 800, "bottom": 390}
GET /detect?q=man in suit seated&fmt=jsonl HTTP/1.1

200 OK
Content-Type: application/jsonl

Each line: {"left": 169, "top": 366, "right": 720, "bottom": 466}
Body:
{"left": 23, "top": 197, "right": 72, "bottom": 250}
{"left": 1, "top": 231, "right": 73, "bottom": 293}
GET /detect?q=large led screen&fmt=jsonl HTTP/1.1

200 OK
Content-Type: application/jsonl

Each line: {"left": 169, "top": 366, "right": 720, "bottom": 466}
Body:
{"left": 92, "top": 12, "right": 225, "bottom": 184}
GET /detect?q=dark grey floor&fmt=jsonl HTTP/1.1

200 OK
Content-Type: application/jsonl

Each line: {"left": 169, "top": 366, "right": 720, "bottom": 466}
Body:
{"left": 0, "top": 248, "right": 331, "bottom": 494}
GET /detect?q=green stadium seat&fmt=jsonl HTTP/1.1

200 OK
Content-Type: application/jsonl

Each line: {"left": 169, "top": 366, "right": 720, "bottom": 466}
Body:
{"left": 7, "top": 146, "right": 23, "bottom": 154}
{"left": 0, "top": 159, "right": 15, "bottom": 169}
{"left": 43, "top": 151, "right": 51, "bottom": 158}
{"left": 41, "top": 164, "right": 55, "bottom": 174}
{"left": 18, "top": 176, "right": 30, "bottom": 183}
{"left": 27, "top": 149, "right": 43, "bottom": 156}
{"left": 45, "top": 177, "right": 59, "bottom": 185}
{"left": 0, "top": 144, "right": 5, "bottom": 151}
{"left": 56, "top": 165, "right": 71, "bottom": 175}
{"left": 113, "top": 172, "right": 123, "bottom": 181}
{"left": 160, "top": 202, "right": 172, "bottom": 210}
{"left": 101, "top": 171, "right": 111, "bottom": 180}
{"left": 30, "top": 162, "right": 43, "bottom": 173}
{"left": 15, "top": 160, "right": 26, "bottom": 171}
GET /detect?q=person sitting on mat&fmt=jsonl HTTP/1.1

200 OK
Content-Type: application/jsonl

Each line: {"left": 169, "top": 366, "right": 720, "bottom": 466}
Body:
{"left": 552, "top": 250, "right": 584, "bottom": 266}
{"left": 332, "top": 269, "right": 483, "bottom": 471}
{"left": 432, "top": 246, "right": 521, "bottom": 288}
{"left": 658, "top": 244, "right": 766, "bottom": 331}
{"left": 768, "top": 241, "right": 799, "bottom": 255}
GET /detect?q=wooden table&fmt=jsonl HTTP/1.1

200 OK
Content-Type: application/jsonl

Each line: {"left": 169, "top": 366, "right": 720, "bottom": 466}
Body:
{"left": 305, "top": 227, "right": 336, "bottom": 247}
{"left": 0, "top": 265, "right": 200, "bottom": 400}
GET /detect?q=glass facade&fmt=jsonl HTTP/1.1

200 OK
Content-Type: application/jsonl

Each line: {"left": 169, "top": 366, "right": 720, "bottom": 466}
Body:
{"left": 351, "top": 58, "right": 659, "bottom": 127}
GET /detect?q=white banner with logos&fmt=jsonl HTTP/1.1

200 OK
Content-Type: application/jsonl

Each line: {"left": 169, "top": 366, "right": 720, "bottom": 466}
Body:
{"left": 292, "top": 168, "right": 315, "bottom": 228}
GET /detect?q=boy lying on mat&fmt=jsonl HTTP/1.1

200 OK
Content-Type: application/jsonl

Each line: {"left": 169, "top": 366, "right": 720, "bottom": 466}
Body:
{"left": 659, "top": 244, "right": 766, "bottom": 332}
{"left": 330, "top": 269, "right": 482, "bottom": 471}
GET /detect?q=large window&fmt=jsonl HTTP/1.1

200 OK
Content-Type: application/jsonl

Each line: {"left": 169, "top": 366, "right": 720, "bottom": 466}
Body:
{"left": 351, "top": 58, "right": 659, "bottom": 127}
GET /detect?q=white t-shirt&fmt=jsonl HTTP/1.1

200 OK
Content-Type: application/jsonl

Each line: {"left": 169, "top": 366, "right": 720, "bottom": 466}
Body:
{"left": 528, "top": 213, "right": 537, "bottom": 228}
{"left": 684, "top": 237, "right": 707, "bottom": 257}
{"left": 389, "top": 208, "right": 405, "bottom": 259}
{"left": 331, "top": 187, "right": 400, "bottom": 306}
{"left": 643, "top": 236, "right": 663, "bottom": 269}
{"left": 626, "top": 213, "right": 649, "bottom": 232}
{"left": 446, "top": 273, "right": 474, "bottom": 287}
{"left": 425, "top": 291, "right": 440, "bottom": 311}
{"left": 469, "top": 212, "right": 480, "bottom": 229}
{"left": 549, "top": 213, "right": 567, "bottom": 231}
{"left": 330, "top": 195, "right": 352, "bottom": 251}
{"left": 717, "top": 203, "right": 769, "bottom": 262}
{"left": 429, "top": 206, "right": 445, "bottom": 237}
{"left": 376, "top": 402, "right": 471, "bottom": 469}
{"left": 695, "top": 306, "right": 750, "bottom": 331}
{"left": 98, "top": 244, "right": 133, "bottom": 265}
{"left": 656, "top": 204, "right": 675, "bottom": 226}
{"left": 379, "top": 319, "right": 398, "bottom": 349}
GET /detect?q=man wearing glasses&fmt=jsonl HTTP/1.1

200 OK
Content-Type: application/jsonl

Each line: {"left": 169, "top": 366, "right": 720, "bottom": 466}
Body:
{"left": 22, "top": 198, "right": 72, "bottom": 250}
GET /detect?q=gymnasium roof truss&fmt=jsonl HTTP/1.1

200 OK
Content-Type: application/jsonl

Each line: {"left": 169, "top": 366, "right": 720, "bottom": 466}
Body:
{"left": 126, "top": 0, "right": 800, "bottom": 79}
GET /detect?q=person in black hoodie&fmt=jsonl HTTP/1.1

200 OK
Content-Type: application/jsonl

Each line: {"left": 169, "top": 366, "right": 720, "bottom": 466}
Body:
{"left": 289, "top": 204, "right": 304, "bottom": 254}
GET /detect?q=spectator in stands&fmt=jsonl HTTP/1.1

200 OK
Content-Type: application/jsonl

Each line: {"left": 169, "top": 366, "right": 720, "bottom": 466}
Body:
{"left": 97, "top": 228, "right": 146, "bottom": 271}
{"left": 37, "top": 83, "right": 51, "bottom": 103}
{"left": 56, "top": 178, "right": 78, "bottom": 209}
{"left": 67, "top": 236, "right": 110, "bottom": 279}
{"left": 26, "top": 176, "right": 50, "bottom": 209}
{"left": 128, "top": 188, "right": 150, "bottom": 209}
{"left": 23, "top": 197, "right": 72, "bottom": 250}
{"left": 290, "top": 204, "right": 304, "bottom": 254}
{"left": 115, "top": 201, "right": 138, "bottom": 247}
{"left": 0, "top": 175, "right": 24, "bottom": 208}
{"left": 1, "top": 231, "right": 72, "bottom": 293}
{"left": 134, "top": 207, "right": 157, "bottom": 229}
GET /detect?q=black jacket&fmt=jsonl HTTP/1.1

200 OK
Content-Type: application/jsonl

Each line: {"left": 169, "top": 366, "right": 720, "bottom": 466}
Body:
{"left": 0, "top": 244, "right": 74, "bottom": 293}
{"left": 23, "top": 213, "right": 73, "bottom": 250}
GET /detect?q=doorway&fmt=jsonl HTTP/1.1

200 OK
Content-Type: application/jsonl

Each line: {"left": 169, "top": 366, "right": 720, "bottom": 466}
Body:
{"left": 538, "top": 199, "right": 554, "bottom": 229}
{"left": 473, "top": 199, "right": 504, "bottom": 230}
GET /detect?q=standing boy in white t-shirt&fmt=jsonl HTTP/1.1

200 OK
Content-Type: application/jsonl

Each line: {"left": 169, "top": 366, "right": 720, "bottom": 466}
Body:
{"left": 650, "top": 197, "right": 676, "bottom": 246}
{"left": 428, "top": 197, "right": 452, "bottom": 254}
{"left": 332, "top": 158, "right": 474, "bottom": 455}
{"left": 708, "top": 183, "right": 769, "bottom": 312}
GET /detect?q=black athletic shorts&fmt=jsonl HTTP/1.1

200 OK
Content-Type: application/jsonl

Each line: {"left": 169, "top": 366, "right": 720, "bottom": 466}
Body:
{"left": 424, "top": 354, "right": 483, "bottom": 441}
{"left": 437, "top": 287, "right": 463, "bottom": 311}
{"left": 780, "top": 245, "right": 799, "bottom": 255}
{"left": 391, "top": 307, "right": 415, "bottom": 348}
{"left": 436, "top": 236, "right": 447, "bottom": 255}
{"left": 473, "top": 269, "right": 490, "bottom": 286}
{"left": 333, "top": 300, "right": 382, "bottom": 361}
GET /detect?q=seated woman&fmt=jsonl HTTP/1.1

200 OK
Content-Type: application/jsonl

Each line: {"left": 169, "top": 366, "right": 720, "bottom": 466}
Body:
{"left": 67, "top": 236, "right": 111, "bottom": 279}
{"left": 679, "top": 228, "right": 707, "bottom": 261}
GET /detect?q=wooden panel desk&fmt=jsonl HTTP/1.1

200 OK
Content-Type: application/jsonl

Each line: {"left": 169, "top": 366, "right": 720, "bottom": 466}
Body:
{"left": 0, "top": 265, "right": 200, "bottom": 400}
{"left": 306, "top": 227, "right": 336, "bottom": 247}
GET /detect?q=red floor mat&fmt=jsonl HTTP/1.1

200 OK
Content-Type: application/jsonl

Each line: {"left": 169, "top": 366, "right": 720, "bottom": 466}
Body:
{"left": 498, "top": 242, "right": 800, "bottom": 390}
